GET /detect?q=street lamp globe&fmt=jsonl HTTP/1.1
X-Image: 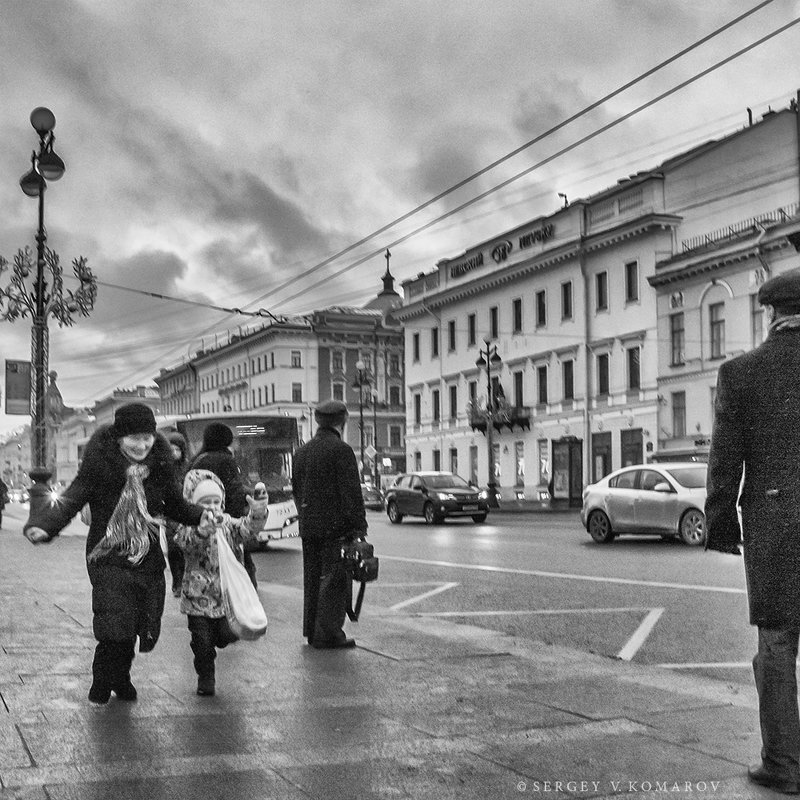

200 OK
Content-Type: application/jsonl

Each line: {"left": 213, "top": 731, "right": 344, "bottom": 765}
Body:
{"left": 30, "top": 107, "right": 56, "bottom": 135}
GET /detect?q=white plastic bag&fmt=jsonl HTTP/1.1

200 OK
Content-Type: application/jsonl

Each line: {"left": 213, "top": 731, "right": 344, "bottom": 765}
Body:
{"left": 216, "top": 530, "right": 268, "bottom": 640}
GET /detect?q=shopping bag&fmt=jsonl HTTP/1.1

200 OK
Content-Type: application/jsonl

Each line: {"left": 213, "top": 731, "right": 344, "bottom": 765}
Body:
{"left": 216, "top": 530, "right": 268, "bottom": 640}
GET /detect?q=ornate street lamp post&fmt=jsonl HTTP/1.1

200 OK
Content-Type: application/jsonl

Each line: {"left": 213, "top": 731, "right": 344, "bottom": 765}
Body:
{"left": 475, "top": 338, "right": 502, "bottom": 508}
{"left": 0, "top": 107, "right": 97, "bottom": 517}
{"left": 353, "top": 359, "right": 369, "bottom": 479}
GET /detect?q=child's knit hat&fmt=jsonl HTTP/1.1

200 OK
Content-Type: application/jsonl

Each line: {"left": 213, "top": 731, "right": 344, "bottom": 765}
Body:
{"left": 183, "top": 469, "right": 225, "bottom": 505}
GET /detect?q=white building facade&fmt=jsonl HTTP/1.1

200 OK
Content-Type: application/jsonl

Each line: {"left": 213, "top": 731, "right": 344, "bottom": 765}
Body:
{"left": 393, "top": 98, "right": 800, "bottom": 505}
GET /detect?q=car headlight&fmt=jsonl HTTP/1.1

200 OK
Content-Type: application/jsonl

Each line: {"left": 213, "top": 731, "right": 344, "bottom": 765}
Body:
{"left": 478, "top": 490, "right": 489, "bottom": 500}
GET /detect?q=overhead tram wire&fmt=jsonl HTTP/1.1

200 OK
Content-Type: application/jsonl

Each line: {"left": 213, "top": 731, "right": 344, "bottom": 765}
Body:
{"left": 223, "top": 0, "right": 779, "bottom": 312}
{"left": 272, "top": 15, "right": 800, "bottom": 310}
{"left": 81, "top": 8, "right": 795, "bottom": 400}
{"left": 82, "top": 0, "right": 780, "bottom": 332}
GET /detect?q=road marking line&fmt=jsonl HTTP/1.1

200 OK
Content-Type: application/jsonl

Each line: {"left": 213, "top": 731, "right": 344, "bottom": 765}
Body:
{"left": 656, "top": 661, "right": 752, "bottom": 669}
{"left": 617, "top": 607, "right": 664, "bottom": 661}
{"left": 417, "top": 607, "right": 651, "bottom": 617}
{"left": 382, "top": 555, "right": 746, "bottom": 594}
{"left": 390, "top": 582, "right": 459, "bottom": 611}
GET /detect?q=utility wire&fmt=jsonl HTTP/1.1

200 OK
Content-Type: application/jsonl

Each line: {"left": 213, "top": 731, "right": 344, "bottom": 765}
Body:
{"left": 89, "top": 0, "right": 777, "bottom": 324}
{"left": 273, "top": 15, "right": 800, "bottom": 309}
{"left": 74, "top": 8, "right": 795, "bottom": 400}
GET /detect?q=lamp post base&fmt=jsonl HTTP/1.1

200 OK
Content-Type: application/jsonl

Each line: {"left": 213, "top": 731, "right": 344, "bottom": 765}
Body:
{"left": 487, "top": 481, "right": 500, "bottom": 508}
{"left": 26, "top": 466, "right": 52, "bottom": 522}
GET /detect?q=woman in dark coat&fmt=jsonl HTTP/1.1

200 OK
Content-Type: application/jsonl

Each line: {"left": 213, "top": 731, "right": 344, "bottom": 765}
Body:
{"left": 189, "top": 422, "right": 258, "bottom": 588}
{"left": 24, "top": 403, "right": 211, "bottom": 704}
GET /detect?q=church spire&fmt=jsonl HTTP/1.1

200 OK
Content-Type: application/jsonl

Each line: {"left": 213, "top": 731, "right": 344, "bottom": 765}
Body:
{"left": 379, "top": 248, "right": 397, "bottom": 297}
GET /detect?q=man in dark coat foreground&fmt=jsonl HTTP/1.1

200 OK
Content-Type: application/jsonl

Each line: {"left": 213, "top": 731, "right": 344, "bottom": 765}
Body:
{"left": 706, "top": 267, "right": 800, "bottom": 795}
{"left": 291, "top": 400, "right": 367, "bottom": 648}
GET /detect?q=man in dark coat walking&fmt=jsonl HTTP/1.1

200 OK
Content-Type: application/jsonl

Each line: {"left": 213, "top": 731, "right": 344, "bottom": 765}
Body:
{"left": 706, "top": 267, "right": 800, "bottom": 795}
{"left": 292, "top": 400, "right": 367, "bottom": 648}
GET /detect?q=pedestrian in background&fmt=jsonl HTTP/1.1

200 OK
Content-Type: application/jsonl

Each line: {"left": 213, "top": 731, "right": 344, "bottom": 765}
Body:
{"left": 23, "top": 403, "right": 215, "bottom": 704}
{"left": 176, "top": 469, "right": 267, "bottom": 696}
{"left": 706, "top": 267, "right": 800, "bottom": 796}
{"left": 189, "top": 422, "right": 259, "bottom": 588}
{"left": 291, "top": 400, "right": 367, "bottom": 649}
{"left": 165, "top": 430, "right": 191, "bottom": 596}
{"left": 0, "top": 477, "right": 8, "bottom": 529}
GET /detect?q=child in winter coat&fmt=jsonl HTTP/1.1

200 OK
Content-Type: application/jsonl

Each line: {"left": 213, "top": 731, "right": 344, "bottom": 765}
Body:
{"left": 175, "top": 469, "right": 268, "bottom": 696}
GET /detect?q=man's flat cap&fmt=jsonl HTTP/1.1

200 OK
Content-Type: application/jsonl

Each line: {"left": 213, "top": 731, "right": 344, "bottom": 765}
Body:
{"left": 315, "top": 400, "right": 348, "bottom": 416}
{"left": 758, "top": 268, "right": 800, "bottom": 306}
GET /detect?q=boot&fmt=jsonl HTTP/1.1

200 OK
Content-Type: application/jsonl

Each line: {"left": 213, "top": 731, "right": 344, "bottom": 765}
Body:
{"left": 110, "top": 640, "right": 137, "bottom": 702}
{"left": 196, "top": 674, "right": 216, "bottom": 696}
{"left": 89, "top": 642, "right": 113, "bottom": 704}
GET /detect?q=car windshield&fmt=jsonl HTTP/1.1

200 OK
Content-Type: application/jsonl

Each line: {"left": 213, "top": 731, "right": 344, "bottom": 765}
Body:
{"left": 424, "top": 474, "right": 472, "bottom": 490}
{"left": 664, "top": 467, "right": 707, "bottom": 488}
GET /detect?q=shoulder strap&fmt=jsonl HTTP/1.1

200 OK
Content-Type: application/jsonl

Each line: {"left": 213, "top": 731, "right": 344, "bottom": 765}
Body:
{"left": 346, "top": 578, "right": 367, "bottom": 622}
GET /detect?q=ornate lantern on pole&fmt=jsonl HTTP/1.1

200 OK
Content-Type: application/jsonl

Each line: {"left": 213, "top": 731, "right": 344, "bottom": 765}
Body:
{"left": 353, "top": 359, "right": 369, "bottom": 479}
{"left": 0, "top": 107, "right": 97, "bottom": 518}
{"left": 475, "top": 338, "right": 502, "bottom": 508}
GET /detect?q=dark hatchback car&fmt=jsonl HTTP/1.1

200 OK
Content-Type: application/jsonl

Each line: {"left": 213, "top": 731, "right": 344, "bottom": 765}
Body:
{"left": 384, "top": 471, "right": 489, "bottom": 524}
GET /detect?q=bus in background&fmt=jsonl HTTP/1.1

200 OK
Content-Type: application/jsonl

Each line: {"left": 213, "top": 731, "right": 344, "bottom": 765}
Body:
{"left": 157, "top": 413, "right": 300, "bottom": 547}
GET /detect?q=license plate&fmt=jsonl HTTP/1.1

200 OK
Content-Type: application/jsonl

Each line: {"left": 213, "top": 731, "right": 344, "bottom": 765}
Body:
{"left": 462, "top": 505, "right": 478, "bottom": 511}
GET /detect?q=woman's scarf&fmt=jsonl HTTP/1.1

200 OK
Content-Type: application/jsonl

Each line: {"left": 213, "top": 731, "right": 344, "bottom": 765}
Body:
{"left": 87, "top": 463, "right": 159, "bottom": 565}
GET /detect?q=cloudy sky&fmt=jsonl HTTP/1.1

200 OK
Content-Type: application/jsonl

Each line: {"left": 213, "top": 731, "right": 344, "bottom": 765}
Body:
{"left": 0, "top": 0, "right": 798, "bottom": 436}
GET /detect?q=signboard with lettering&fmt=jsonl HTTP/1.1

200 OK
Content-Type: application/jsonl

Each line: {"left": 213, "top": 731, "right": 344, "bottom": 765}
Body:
{"left": 5, "top": 360, "right": 31, "bottom": 415}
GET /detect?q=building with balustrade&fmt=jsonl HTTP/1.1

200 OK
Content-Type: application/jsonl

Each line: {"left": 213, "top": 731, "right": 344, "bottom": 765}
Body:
{"left": 392, "top": 97, "right": 800, "bottom": 505}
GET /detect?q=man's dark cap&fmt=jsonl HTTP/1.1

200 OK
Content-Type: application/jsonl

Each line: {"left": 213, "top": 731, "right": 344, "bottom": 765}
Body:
{"left": 314, "top": 400, "right": 348, "bottom": 424}
{"left": 758, "top": 268, "right": 800, "bottom": 307}
{"left": 202, "top": 422, "right": 233, "bottom": 450}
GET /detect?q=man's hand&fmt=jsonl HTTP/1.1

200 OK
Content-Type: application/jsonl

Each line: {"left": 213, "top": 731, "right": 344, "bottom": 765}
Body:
{"left": 24, "top": 527, "right": 51, "bottom": 545}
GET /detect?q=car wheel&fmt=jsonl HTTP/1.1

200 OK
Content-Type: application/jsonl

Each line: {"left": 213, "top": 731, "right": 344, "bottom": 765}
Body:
{"left": 588, "top": 510, "right": 614, "bottom": 543}
{"left": 423, "top": 502, "right": 441, "bottom": 525}
{"left": 679, "top": 509, "right": 706, "bottom": 546}
{"left": 472, "top": 513, "right": 488, "bottom": 523}
{"left": 387, "top": 501, "right": 403, "bottom": 524}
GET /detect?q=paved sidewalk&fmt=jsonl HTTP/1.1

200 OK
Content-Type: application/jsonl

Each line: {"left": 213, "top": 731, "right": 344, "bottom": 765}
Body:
{"left": 0, "top": 504, "right": 775, "bottom": 799}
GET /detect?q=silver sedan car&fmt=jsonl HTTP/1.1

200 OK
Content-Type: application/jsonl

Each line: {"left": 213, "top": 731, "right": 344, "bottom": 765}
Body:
{"left": 580, "top": 462, "right": 707, "bottom": 546}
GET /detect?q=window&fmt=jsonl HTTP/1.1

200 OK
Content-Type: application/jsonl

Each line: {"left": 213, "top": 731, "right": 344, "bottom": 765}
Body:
{"left": 389, "top": 385, "right": 401, "bottom": 406}
{"left": 414, "top": 451, "right": 422, "bottom": 471}
{"left": 512, "top": 298, "right": 523, "bottom": 334}
{"left": 360, "top": 353, "right": 373, "bottom": 373}
{"left": 270, "top": 353, "right": 275, "bottom": 369}
{"left": 389, "top": 425, "right": 402, "bottom": 447}
{"left": 596, "top": 271, "right": 608, "bottom": 311}
{"left": 670, "top": 313, "right": 685, "bottom": 365}
{"left": 448, "top": 320, "right": 456, "bottom": 352}
{"left": 333, "top": 383, "right": 344, "bottom": 401}
{"left": 639, "top": 470, "right": 663, "bottom": 491}
{"left": 672, "top": 391, "right": 686, "bottom": 438}
{"left": 468, "top": 313, "right": 477, "bottom": 346}
{"left": 449, "top": 447, "right": 458, "bottom": 474}
{"left": 624, "top": 261, "right": 639, "bottom": 303}
{"left": 292, "top": 383, "right": 302, "bottom": 403}
{"left": 431, "top": 327, "right": 439, "bottom": 358}
{"left": 489, "top": 306, "right": 499, "bottom": 339}
{"left": 332, "top": 350, "right": 343, "bottom": 371}
{"left": 291, "top": 351, "right": 302, "bottom": 368}
{"left": 751, "top": 295, "right": 764, "bottom": 348}
{"left": 389, "top": 354, "right": 401, "bottom": 377}
{"left": 562, "top": 360, "right": 574, "bottom": 400}
{"left": 413, "top": 393, "right": 421, "bottom": 424}
{"left": 561, "top": 281, "right": 573, "bottom": 320}
{"left": 432, "top": 389, "right": 440, "bottom": 422}
{"left": 432, "top": 449, "right": 441, "bottom": 471}
{"left": 535, "top": 290, "right": 546, "bottom": 327}
{"left": 513, "top": 371, "right": 523, "bottom": 407}
{"left": 609, "top": 469, "right": 637, "bottom": 489}
{"left": 597, "top": 353, "right": 609, "bottom": 395}
{"left": 449, "top": 385, "right": 457, "bottom": 420}
{"left": 412, "top": 332, "right": 420, "bottom": 361}
{"left": 468, "top": 380, "right": 477, "bottom": 407}
{"left": 709, "top": 302, "right": 725, "bottom": 359}
{"left": 537, "top": 365, "right": 548, "bottom": 405}
{"left": 627, "top": 346, "right": 641, "bottom": 390}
